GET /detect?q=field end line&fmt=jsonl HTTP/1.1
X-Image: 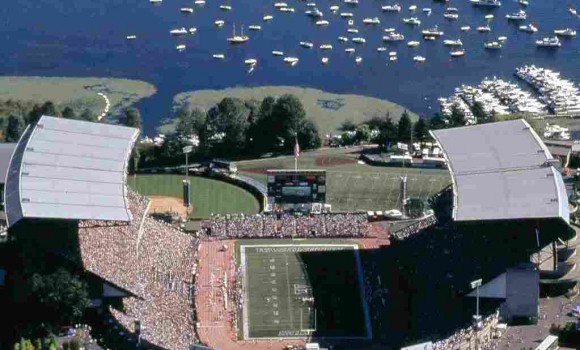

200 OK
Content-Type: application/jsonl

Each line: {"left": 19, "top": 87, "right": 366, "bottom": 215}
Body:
{"left": 241, "top": 246, "right": 250, "bottom": 339}
{"left": 284, "top": 253, "right": 294, "bottom": 329}
{"left": 241, "top": 244, "right": 359, "bottom": 248}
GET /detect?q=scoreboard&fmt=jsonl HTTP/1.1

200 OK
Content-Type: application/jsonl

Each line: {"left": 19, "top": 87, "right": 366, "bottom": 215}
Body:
{"left": 267, "top": 170, "right": 326, "bottom": 205}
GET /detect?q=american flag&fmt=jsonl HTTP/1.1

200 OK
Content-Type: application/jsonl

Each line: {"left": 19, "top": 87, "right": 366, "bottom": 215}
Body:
{"left": 294, "top": 137, "right": 300, "bottom": 158}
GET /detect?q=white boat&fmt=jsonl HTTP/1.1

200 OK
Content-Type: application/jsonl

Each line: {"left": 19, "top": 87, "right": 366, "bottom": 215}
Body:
{"left": 382, "top": 4, "right": 402, "bottom": 12}
{"left": 227, "top": 24, "right": 249, "bottom": 43}
{"left": 306, "top": 2, "right": 317, "bottom": 7}
{"left": 355, "top": 56, "right": 362, "bottom": 63}
{"left": 536, "top": 36, "right": 561, "bottom": 47}
{"left": 423, "top": 8, "right": 432, "bottom": 14}
{"left": 383, "top": 32, "right": 405, "bottom": 41}
{"left": 389, "top": 51, "right": 397, "bottom": 56}
{"left": 363, "top": 17, "right": 381, "bottom": 25}
{"left": 352, "top": 37, "right": 366, "bottom": 44}
{"left": 413, "top": 55, "right": 426, "bottom": 62}
{"left": 176, "top": 44, "right": 186, "bottom": 51}
{"left": 300, "top": 41, "right": 314, "bottom": 48}
{"left": 407, "top": 41, "right": 420, "bottom": 47}
{"left": 444, "top": 13, "right": 459, "bottom": 19}
{"left": 322, "top": 57, "right": 329, "bottom": 64}
{"left": 484, "top": 14, "right": 494, "bottom": 20}
{"left": 212, "top": 54, "right": 225, "bottom": 59}
{"left": 484, "top": 40, "right": 503, "bottom": 49}
{"left": 554, "top": 28, "right": 577, "bottom": 37}
{"left": 470, "top": 0, "right": 501, "bottom": 7}
{"left": 389, "top": 55, "right": 398, "bottom": 61}
{"left": 460, "top": 25, "right": 471, "bottom": 31}
{"left": 126, "top": 35, "right": 137, "bottom": 40}
{"left": 347, "top": 28, "right": 359, "bottom": 33}
{"left": 315, "top": 20, "right": 330, "bottom": 25}
{"left": 338, "top": 36, "right": 349, "bottom": 42}
{"left": 283, "top": 57, "right": 299, "bottom": 65}
{"left": 450, "top": 48, "right": 465, "bottom": 56}
{"left": 279, "top": 7, "right": 295, "bottom": 12}
{"left": 170, "top": 27, "right": 188, "bottom": 35}
{"left": 215, "top": 20, "right": 225, "bottom": 27}
{"left": 272, "top": 50, "right": 284, "bottom": 56}
{"left": 219, "top": 5, "right": 232, "bottom": 10}
{"left": 403, "top": 17, "right": 421, "bottom": 26}
{"left": 569, "top": 6, "right": 577, "bottom": 16}
{"left": 345, "top": 47, "right": 356, "bottom": 53}
{"left": 423, "top": 35, "right": 436, "bottom": 41}
{"left": 344, "top": 0, "right": 358, "bottom": 5}
{"left": 519, "top": 23, "right": 538, "bottom": 32}
{"left": 194, "top": 0, "right": 206, "bottom": 5}
{"left": 274, "top": 2, "right": 288, "bottom": 8}
{"left": 180, "top": 7, "right": 194, "bottom": 13}
{"left": 330, "top": 5, "right": 340, "bottom": 12}
{"left": 306, "top": 8, "right": 324, "bottom": 17}
{"left": 377, "top": 47, "right": 387, "bottom": 52}
{"left": 505, "top": 10, "right": 526, "bottom": 20}
{"left": 248, "top": 25, "right": 262, "bottom": 31}
{"left": 409, "top": 5, "right": 417, "bottom": 11}
{"left": 498, "top": 36, "right": 507, "bottom": 41}
{"left": 518, "top": 0, "right": 528, "bottom": 5}
{"left": 384, "top": 27, "right": 395, "bottom": 32}
{"left": 320, "top": 44, "right": 333, "bottom": 49}
{"left": 188, "top": 27, "right": 197, "bottom": 34}
{"left": 443, "top": 39, "right": 462, "bottom": 46}
{"left": 245, "top": 58, "right": 258, "bottom": 65}
{"left": 149, "top": 0, "right": 162, "bottom": 3}
{"left": 422, "top": 26, "right": 444, "bottom": 36}
{"left": 477, "top": 24, "right": 491, "bottom": 32}
{"left": 263, "top": 15, "right": 274, "bottom": 21}
{"left": 340, "top": 12, "right": 354, "bottom": 17}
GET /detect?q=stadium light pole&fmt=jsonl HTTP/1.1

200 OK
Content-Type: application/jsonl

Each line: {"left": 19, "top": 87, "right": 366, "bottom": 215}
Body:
{"left": 183, "top": 145, "right": 193, "bottom": 210}
{"left": 470, "top": 278, "right": 482, "bottom": 329}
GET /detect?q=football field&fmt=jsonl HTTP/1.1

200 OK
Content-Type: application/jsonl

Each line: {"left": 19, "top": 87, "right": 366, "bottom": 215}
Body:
{"left": 240, "top": 243, "right": 371, "bottom": 340}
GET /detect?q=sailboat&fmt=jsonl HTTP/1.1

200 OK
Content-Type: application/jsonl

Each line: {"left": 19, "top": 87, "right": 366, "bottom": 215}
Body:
{"left": 227, "top": 24, "right": 249, "bottom": 43}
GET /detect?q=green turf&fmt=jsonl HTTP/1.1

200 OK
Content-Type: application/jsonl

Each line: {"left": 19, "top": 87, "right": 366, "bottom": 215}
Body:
{"left": 240, "top": 243, "right": 370, "bottom": 339}
{"left": 237, "top": 149, "right": 451, "bottom": 212}
{"left": 129, "top": 174, "right": 260, "bottom": 219}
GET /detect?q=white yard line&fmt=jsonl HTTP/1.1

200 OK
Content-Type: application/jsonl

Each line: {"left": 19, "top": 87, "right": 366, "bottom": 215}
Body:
{"left": 240, "top": 246, "right": 250, "bottom": 339}
{"left": 284, "top": 253, "right": 294, "bottom": 329}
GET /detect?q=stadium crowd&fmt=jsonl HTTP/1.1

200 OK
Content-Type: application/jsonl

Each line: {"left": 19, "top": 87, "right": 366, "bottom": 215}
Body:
{"left": 390, "top": 214, "right": 437, "bottom": 241}
{"left": 204, "top": 213, "right": 370, "bottom": 238}
{"left": 432, "top": 311, "right": 501, "bottom": 350}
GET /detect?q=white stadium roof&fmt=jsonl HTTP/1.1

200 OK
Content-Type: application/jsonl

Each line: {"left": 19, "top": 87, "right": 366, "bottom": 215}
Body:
{"left": 431, "top": 119, "right": 569, "bottom": 223}
{"left": 5, "top": 116, "right": 139, "bottom": 226}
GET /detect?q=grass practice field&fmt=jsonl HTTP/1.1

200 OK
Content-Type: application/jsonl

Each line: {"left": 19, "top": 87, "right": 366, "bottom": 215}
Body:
{"left": 240, "top": 242, "right": 370, "bottom": 339}
{"left": 129, "top": 174, "right": 260, "bottom": 219}
{"left": 166, "top": 86, "right": 418, "bottom": 136}
{"left": 238, "top": 148, "right": 451, "bottom": 212}
{"left": 0, "top": 76, "right": 156, "bottom": 118}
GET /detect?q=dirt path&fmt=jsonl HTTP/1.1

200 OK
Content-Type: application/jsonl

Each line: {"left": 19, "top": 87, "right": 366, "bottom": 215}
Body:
{"left": 148, "top": 195, "right": 188, "bottom": 219}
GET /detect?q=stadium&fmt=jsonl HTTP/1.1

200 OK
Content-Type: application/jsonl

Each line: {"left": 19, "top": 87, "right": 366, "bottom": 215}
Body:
{"left": 0, "top": 116, "right": 576, "bottom": 350}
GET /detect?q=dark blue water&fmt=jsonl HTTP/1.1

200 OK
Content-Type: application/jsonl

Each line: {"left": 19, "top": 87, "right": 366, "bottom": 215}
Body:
{"left": 1, "top": 0, "right": 578, "bottom": 135}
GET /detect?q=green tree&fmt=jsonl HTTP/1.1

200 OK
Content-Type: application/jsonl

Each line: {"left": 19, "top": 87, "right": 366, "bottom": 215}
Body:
{"left": 355, "top": 124, "right": 371, "bottom": 144}
{"left": 429, "top": 113, "right": 447, "bottom": 130}
{"left": 41, "top": 101, "right": 57, "bottom": 117}
{"left": 123, "top": 107, "right": 142, "bottom": 130}
{"left": 79, "top": 109, "right": 97, "bottom": 122}
{"left": 27, "top": 104, "right": 43, "bottom": 125}
{"left": 205, "top": 97, "right": 249, "bottom": 157}
{"left": 397, "top": 111, "right": 412, "bottom": 143}
{"left": 376, "top": 117, "right": 398, "bottom": 147}
{"left": 298, "top": 120, "right": 322, "bottom": 149}
{"left": 471, "top": 101, "right": 487, "bottom": 122}
{"left": 338, "top": 120, "right": 357, "bottom": 132}
{"left": 413, "top": 118, "right": 430, "bottom": 143}
{"left": 61, "top": 107, "right": 76, "bottom": 120}
{"left": 34, "top": 338, "right": 42, "bottom": 350}
{"left": 271, "top": 94, "right": 312, "bottom": 152}
{"left": 449, "top": 106, "right": 466, "bottom": 127}
{"left": 6, "top": 114, "right": 25, "bottom": 142}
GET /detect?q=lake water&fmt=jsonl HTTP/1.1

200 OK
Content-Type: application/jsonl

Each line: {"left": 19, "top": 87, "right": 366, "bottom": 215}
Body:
{"left": 1, "top": 0, "right": 579, "bottom": 134}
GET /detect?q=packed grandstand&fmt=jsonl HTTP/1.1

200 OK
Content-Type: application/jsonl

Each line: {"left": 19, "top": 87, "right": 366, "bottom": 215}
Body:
{"left": 2, "top": 116, "right": 577, "bottom": 350}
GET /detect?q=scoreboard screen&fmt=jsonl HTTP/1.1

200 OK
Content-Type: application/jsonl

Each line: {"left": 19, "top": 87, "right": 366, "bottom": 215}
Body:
{"left": 267, "top": 170, "right": 326, "bottom": 204}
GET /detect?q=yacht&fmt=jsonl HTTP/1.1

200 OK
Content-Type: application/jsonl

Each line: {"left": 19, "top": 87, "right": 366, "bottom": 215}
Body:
{"left": 347, "top": 28, "right": 359, "bottom": 33}
{"left": 389, "top": 51, "right": 397, "bottom": 56}
{"left": 315, "top": 20, "right": 330, "bottom": 25}
{"left": 126, "top": 35, "right": 137, "bottom": 40}
{"left": 300, "top": 41, "right": 314, "bottom": 48}
{"left": 505, "top": 10, "right": 526, "bottom": 20}
{"left": 443, "top": 39, "right": 463, "bottom": 46}
{"left": 382, "top": 4, "right": 402, "bottom": 12}
{"left": 338, "top": 36, "right": 349, "bottom": 42}
{"left": 215, "top": 20, "right": 225, "bottom": 27}
{"left": 150, "top": 0, "right": 162, "bottom": 3}
{"left": 384, "top": 28, "right": 396, "bottom": 32}
{"left": 176, "top": 44, "right": 186, "bottom": 51}
{"left": 180, "top": 7, "right": 194, "bottom": 13}
{"left": 272, "top": 50, "right": 284, "bottom": 56}
{"left": 248, "top": 25, "right": 262, "bottom": 31}
{"left": 536, "top": 36, "right": 561, "bottom": 47}
{"left": 345, "top": 47, "right": 356, "bottom": 53}
{"left": 306, "top": 2, "right": 317, "bottom": 7}
{"left": 407, "top": 41, "right": 420, "bottom": 47}
{"left": 320, "top": 44, "right": 333, "bottom": 49}
{"left": 283, "top": 57, "right": 299, "bottom": 65}
{"left": 424, "top": 35, "right": 436, "bottom": 40}
{"left": 444, "top": 12, "right": 459, "bottom": 19}
{"left": 460, "top": 25, "right": 471, "bottom": 31}
{"left": 519, "top": 23, "right": 538, "bottom": 32}
{"left": 413, "top": 55, "right": 426, "bottom": 62}
{"left": 377, "top": 47, "right": 387, "bottom": 52}
{"left": 409, "top": 5, "right": 417, "bottom": 11}
{"left": 219, "top": 5, "right": 232, "bottom": 10}
{"left": 227, "top": 25, "right": 249, "bottom": 43}
{"left": 279, "top": 7, "right": 295, "bottom": 12}
{"left": 484, "top": 40, "right": 503, "bottom": 49}
{"left": 263, "top": 15, "right": 274, "bottom": 21}
{"left": 423, "top": 8, "right": 432, "bottom": 14}
{"left": 244, "top": 58, "right": 258, "bottom": 65}
{"left": 274, "top": 2, "right": 288, "bottom": 8}
{"left": 477, "top": 24, "right": 491, "bottom": 32}
{"left": 518, "top": 0, "right": 528, "bottom": 5}
{"left": 352, "top": 37, "right": 366, "bottom": 44}
{"left": 450, "top": 48, "right": 465, "bottom": 56}
{"left": 422, "top": 26, "right": 444, "bottom": 36}
{"left": 322, "top": 57, "right": 329, "bottom": 64}
{"left": 402, "top": 17, "right": 421, "bottom": 25}
{"left": 383, "top": 32, "right": 405, "bottom": 41}
{"left": 469, "top": 0, "right": 501, "bottom": 7}
{"left": 363, "top": 17, "right": 381, "bottom": 25}
{"left": 554, "top": 28, "right": 577, "bottom": 37}
{"left": 330, "top": 5, "right": 340, "bottom": 12}
{"left": 569, "top": 6, "right": 577, "bottom": 16}
{"left": 484, "top": 14, "right": 494, "bottom": 20}
{"left": 340, "top": 12, "right": 354, "bottom": 17}
{"left": 188, "top": 27, "right": 197, "bottom": 34}
{"left": 306, "top": 8, "right": 324, "bottom": 17}
{"left": 389, "top": 55, "right": 398, "bottom": 62}
{"left": 212, "top": 54, "right": 225, "bottom": 59}
{"left": 498, "top": 36, "right": 507, "bottom": 41}
{"left": 355, "top": 56, "right": 363, "bottom": 63}
{"left": 170, "top": 27, "right": 188, "bottom": 35}
{"left": 344, "top": 0, "right": 359, "bottom": 5}
{"left": 194, "top": 0, "right": 205, "bottom": 5}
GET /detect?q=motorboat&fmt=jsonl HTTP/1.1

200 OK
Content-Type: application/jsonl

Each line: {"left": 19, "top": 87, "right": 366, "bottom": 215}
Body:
{"left": 377, "top": 47, "right": 387, "bottom": 52}
{"left": 149, "top": 0, "right": 162, "bottom": 3}
{"left": 306, "top": 8, "right": 324, "bottom": 17}
{"left": 126, "top": 35, "right": 137, "bottom": 40}
{"left": 322, "top": 57, "right": 329, "bottom": 64}
{"left": 344, "top": 0, "right": 359, "bottom": 5}
{"left": 382, "top": 4, "right": 402, "bottom": 12}
{"left": 279, "top": 7, "right": 295, "bottom": 12}
{"left": 383, "top": 32, "right": 405, "bottom": 41}
{"left": 215, "top": 20, "right": 225, "bottom": 27}
{"left": 283, "top": 57, "right": 299, "bottom": 65}
{"left": 423, "top": 35, "right": 436, "bottom": 40}
{"left": 469, "top": 0, "right": 501, "bottom": 7}
{"left": 263, "top": 15, "right": 274, "bottom": 21}
{"left": 248, "top": 25, "right": 262, "bottom": 31}
{"left": 403, "top": 17, "right": 421, "bottom": 25}
{"left": 330, "top": 5, "right": 340, "bottom": 12}
{"left": 460, "top": 25, "right": 471, "bottom": 31}
{"left": 352, "top": 37, "right": 366, "bottom": 43}
{"left": 505, "top": 10, "right": 526, "bottom": 20}
{"left": 176, "top": 44, "right": 186, "bottom": 51}
{"left": 315, "top": 20, "right": 330, "bottom": 25}
{"left": 363, "top": 17, "right": 381, "bottom": 25}
{"left": 227, "top": 25, "right": 249, "bottom": 43}
{"left": 498, "top": 36, "right": 507, "bottom": 41}
{"left": 519, "top": 23, "right": 538, "bottom": 32}
{"left": 272, "top": 50, "right": 284, "bottom": 56}
{"left": 212, "top": 54, "right": 225, "bottom": 59}
{"left": 355, "top": 56, "right": 362, "bottom": 63}
{"left": 345, "top": 47, "right": 356, "bottom": 53}
{"left": 338, "top": 36, "right": 349, "bottom": 42}
{"left": 444, "top": 12, "right": 459, "bottom": 19}
{"left": 347, "top": 28, "right": 359, "bottom": 33}
{"left": 389, "top": 55, "right": 398, "bottom": 61}
{"left": 536, "top": 36, "right": 561, "bottom": 47}
{"left": 219, "top": 5, "right": 232, "bottom": 11}
{"left": 180, "top": 7, "right": 194, "bottom": 13}
{"left": 244, "top": 58, "right": 258, "bottom": 65}
{"left": 443, "top": 39, "right": 463, "bottom": 46}
{"left": 340, "top": 12, "right": 354, "bottom": 17}
{"left": 407, "top": 41, "right": 420, "bottom": 47}
{"left": 518, "top": 0, "right": 528, "bottom": 5}
{"left": 389, "top": 51, "right": 397, "bottom": 56}
{"left": 476, "top": 24, "right": 491, "bottom": 32}
{"left": 484, "top": 40, "right": 503, "bottom": 49}
{"left": 170, "top": 27, "right": 188, "bottom": 35}
{"left": 413, "top": 55, "right": 426, "bottom": 62}
{"left": 188, "top": 27, "right": 197, "bottom": 34}
{"left": 422, "top": 26, "right": 444, "bottom": 36}
{"left": 423, "top": 8, "right": 432, "bottom": 13}
{"left": 484, "top": 14, "right": 494, "bottom": 20}
{"left": 320, "top": 44, "right": 333, "bottom": 49}
{"left": 348, "top": 19, "right": 354, "bottom": 26}
{"left": 569, "top": 6, "right": 577, "bottom": 16}
{"left": 300, "top": 41, "right": 314, "bottom": 48}
{"left": 384, "top": 27, "right": 396, "bottom": 32}
{"left": 194, "top": 0, "right": 205, "bottom": 5}
{"left": 554, "top": 28, "right": 577, "bottom": 37}
{"left": 409, "top": 5, "right": 417, "bottom": 11}
{"left": 450, "top": 48, "right": 465, "bottom": 56}
{"left": 274, "top": 2, "right": 288, "bottom": 8}
{"left": 306, "top": 2, "right": 317, "bottom": 7}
